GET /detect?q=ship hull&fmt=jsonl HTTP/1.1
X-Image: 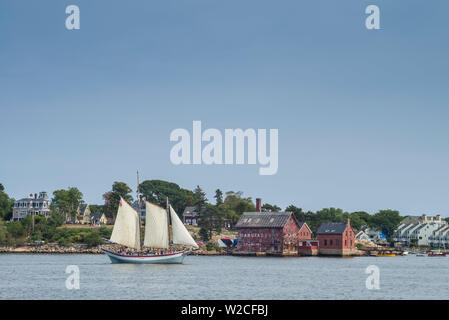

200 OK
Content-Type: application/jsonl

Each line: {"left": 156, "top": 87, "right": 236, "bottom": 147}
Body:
{"left": 102, "top": 248, "right": 188, "bottom": 264}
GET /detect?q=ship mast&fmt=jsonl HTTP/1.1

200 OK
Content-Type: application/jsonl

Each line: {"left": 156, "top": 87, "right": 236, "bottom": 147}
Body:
{"left": 137, "top": 170, "right": 143, "bottom": 251}
{"left": 166, "top": 197, "right": 171, "bottom": 248}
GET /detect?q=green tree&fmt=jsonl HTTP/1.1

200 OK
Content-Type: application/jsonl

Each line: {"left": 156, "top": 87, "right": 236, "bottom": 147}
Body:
{"left": 199, "top": 227, "right": 210, "bottom": 241}
{"left": 0, "top": 183, "right": 15, "bottom": 221}
{"left": 139, "top": 180, "right": 193, "bottom": 215}
{"left": 286, "top": 205, "right": 305, "bottom": 220}
{"left": 83, "top": 230, "right": 103, "bottom": 247}
{"left": 89, "top": 204, "right": 104, "bottom": 214}
{"left": 6, "top": 221, "right": 25, "bottom": 238}
{"left": 220, "top": 191, "right": 255, "bottom": 225}
{"left": 52, "top": 187, "right": 84, "bottom": 222}
{"left": 48, "top": 211, "right": 65, "bottom": 227}
{"left": 261, "top": 203, "right": 281, "bottom": 212}
{"left": 214, "top": 189, "right": 223, "bottom": 206}
{"left": 20, "top": 215, "right": 33, "bottom": 236}
{"left": 103, "top": 182, "right": 133, "bottom": 219}
{"left": 193, "top": 185, "right": 208, "bottom": 212}
{"left": 347, "top": 211, "right": 371, "bottom": 231}
{"left": 197, "top": 204, "right": 224, "bottom": 239}
{"left": 0, "top": 221, "right": 7, "bottom": 245}
{"left": 369, "top": 209, "right": 402, "bottom": 240}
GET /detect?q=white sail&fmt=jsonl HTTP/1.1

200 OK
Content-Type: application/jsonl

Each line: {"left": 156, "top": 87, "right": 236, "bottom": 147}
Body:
{"left": 170, "top": 205, "right": 199, "bottom": 248}
{"left": 144, "top": 201, "right": 169, "bottom": 249}
{"left": 110, "top": 197, "right": 141, "bottom": 250}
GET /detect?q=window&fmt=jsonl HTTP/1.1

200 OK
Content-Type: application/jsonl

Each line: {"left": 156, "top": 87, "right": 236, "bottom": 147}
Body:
{"left": 330, "top": 240, "right": 333, "bottom": 246}
{"left": 324, "top": 240, "right": 327, "bottom": 246}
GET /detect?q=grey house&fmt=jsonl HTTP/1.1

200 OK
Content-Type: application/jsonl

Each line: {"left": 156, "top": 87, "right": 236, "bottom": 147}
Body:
{"left": 12, "top": 191, "right": 50, "bottom": 221}
{"left": 183, "top": 206, "right": 198, "bottom": 225}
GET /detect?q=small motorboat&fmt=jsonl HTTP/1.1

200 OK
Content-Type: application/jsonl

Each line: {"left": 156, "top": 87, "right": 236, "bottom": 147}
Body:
{"left": 416, "top": 252, "right": 426, "bottom": 257}
{"left": 376, "top": 250, "right": 396, "bottom": 257}
{"left": 428, "top": 250, "right": 446, "bottom": 257}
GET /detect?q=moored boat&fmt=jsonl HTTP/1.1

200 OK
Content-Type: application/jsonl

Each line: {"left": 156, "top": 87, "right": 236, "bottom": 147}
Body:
{"left": 376, "top": 250, "right": 396, "bottom": 257}
{"left": 428, "top": 250, "right": 446, "bottom": 257}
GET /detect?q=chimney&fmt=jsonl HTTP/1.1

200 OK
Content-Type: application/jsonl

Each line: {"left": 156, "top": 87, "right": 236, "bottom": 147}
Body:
{"left": 34, "top": 193, "right": 37, "bottom": 199}
{"left": 256, "top": 198, "right": 262, "bottom": 212}
{"left": 29, "top": 194, "right": 33, "bottom": 199}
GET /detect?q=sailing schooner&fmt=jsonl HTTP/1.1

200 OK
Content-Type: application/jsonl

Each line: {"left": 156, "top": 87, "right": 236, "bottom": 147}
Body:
{"left": 102, "top": 195, "right": 199, "bottom": 264}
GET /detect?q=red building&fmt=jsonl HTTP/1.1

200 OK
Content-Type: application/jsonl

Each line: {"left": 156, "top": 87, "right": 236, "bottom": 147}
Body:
{"left": 316, "top": 219, "right": 355, "bottom": 256}
{"left": 235, "top": 211, "right": 312, "bottom": 254}
{"left": 298, "top": 240, "right": 319, "bottom": 256}
{"left": 182, "top": 206, "right": 198, "bottom": 226}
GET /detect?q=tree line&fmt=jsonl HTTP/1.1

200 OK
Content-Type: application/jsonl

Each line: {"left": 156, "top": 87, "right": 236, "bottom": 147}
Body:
{"left": 0, "top": 180, "right": 436, "bottom": 245}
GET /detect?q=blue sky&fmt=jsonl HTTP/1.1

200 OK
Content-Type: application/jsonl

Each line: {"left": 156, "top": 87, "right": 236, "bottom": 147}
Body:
{"left": 1, "top": 0, "right": 448, "bottom": 215}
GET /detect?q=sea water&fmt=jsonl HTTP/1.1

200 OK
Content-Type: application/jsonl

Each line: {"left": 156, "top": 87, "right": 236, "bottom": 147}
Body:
{"left": 0, "top": 254, "right": 447, "bottom": 299}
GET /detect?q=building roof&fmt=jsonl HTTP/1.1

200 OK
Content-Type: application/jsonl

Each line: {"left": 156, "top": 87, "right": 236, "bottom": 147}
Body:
{"left": 183, "top": 206, "right": 198, "bottom": 217}
{"left": 79, "top": 204, "right": 88, "bottom": 213}
{"left": 413, "top": 224, "right": 427, "bottom": 233}
{"left": 234, "top": 212, "right": 295, "bottom": 228}
{"left": 90, "top": 213, "right": 105, "bottom": 220}
{"left": 317, "top": 222, "right": 349, "bottom": 235}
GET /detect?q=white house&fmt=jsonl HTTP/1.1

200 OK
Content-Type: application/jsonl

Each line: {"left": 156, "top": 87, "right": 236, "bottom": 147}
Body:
{"left": 429, "top": 225, "right": 449, "bottom": 248}
{"left": 355, "top": 230, "right": 370, "bottom": 241}
{"left": 393, "top": 215, "right": 446, "bottom": 247}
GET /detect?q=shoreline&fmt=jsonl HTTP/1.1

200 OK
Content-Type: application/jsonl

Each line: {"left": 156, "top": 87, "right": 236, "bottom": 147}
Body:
{"left": 0, "top": 244, "right": 228, "bottom": 255}
{"left": 0, "top": 244, "right": 372, "bottom": 257}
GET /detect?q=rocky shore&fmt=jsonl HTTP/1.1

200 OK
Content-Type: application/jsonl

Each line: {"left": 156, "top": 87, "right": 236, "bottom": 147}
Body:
{"left": 0, "top": 243, "right": 226, "bottom": 255}
{"left": 0, "top": 243, "right": 383, "bottom": 256}
{"left": 0, "top": 243, "right": 105, "bottom": 254}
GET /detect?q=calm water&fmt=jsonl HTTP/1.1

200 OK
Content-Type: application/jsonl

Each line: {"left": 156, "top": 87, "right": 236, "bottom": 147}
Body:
{"left": 0, "top": 254, "right": 448, "bottom": 299}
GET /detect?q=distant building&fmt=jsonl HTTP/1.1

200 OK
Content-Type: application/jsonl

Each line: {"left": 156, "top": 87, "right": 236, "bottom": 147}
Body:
{"left": 77, "top": 204, "right": 91, "bottom": 224}
{"left": 355, "top": 230, "right": 371, "bottom": 241}
{"left": 298, "top": 239, "right": 319, "bottom": 256}
{"left": 67, "top": 204, "right": 91, "bottom": 224}
{"left": 364, "top": 227, "right": 387, "bottom": 243}
{"left": 429, "top": 225, "right": 449, "bottom": 248}
{"left": 90, "top": 213, "right": 108, "bottom": 225}
{"left": 12, "top": 192, "right": 50, "bottom": 221}
{"left": 393, "top": 214, "right": 446, "bottom": 247}
{"left": 183, "top": 206, "right": 198, "bottom": 226}
{"left": 234, "top": 210, "right": 311, "bottom": 255}
{"left": 317, "top": 219, "right": 355, "bottom": 256}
